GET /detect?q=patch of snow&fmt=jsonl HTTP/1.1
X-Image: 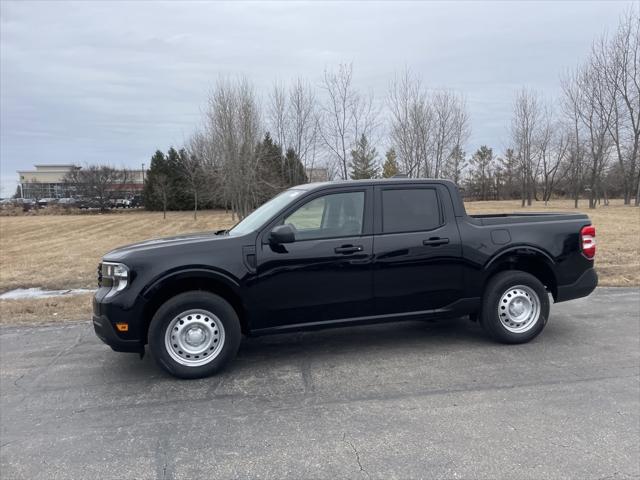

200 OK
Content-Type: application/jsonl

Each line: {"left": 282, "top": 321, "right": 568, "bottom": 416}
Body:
{"left": 0, "top": 288, "right": 94, "bottom": 300}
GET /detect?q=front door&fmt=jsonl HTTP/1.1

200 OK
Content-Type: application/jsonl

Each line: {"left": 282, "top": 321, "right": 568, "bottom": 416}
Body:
{"left": 253, "top": 187, "right": 374, "bottom": 330}
{"left": 373, "top": 184, "right": 463, "bottom": 315}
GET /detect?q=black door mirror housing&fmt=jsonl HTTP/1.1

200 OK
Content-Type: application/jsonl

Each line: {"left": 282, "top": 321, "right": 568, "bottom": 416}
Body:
{"left": 269, "top": 224, "right": 296, "bottom": 244}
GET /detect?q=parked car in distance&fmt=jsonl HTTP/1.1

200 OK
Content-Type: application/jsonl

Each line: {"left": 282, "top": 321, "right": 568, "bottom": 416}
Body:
{"left": 129, "top": 195, "right": 143, "bottom": 208}
{"left": 77, "top": 198, "right": 102, "bottom": 210}
{"left": 37, "top": 198, "right": 58, "bottom": 207}
{"left": 4, "top": 198, "right": 36, "bottom": 211}
{"left": 114, "top": 198, "right": 133, "bottom": 208}
{"left": 57, "top": 197, "right": 77, "bottom": 207}
{"left": 93, "top": 178, "right": 598, "bottom": 379}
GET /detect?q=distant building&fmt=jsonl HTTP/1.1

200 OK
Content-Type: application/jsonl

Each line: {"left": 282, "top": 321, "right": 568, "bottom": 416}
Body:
{"left": 305, "top": 167, "right": 329, "bottom": 183}
{"left": 17, "top": 164, "right": 145, "bottom": 199}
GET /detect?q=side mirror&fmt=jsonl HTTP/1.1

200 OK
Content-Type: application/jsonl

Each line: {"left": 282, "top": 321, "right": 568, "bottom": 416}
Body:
{"left": 269, "top": 224, "right": 296, "bottom": 244}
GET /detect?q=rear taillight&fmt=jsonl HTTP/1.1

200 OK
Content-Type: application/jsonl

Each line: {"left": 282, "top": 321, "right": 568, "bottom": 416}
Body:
{"left": 580, "top": 225, "right": 596, "bottom": 259}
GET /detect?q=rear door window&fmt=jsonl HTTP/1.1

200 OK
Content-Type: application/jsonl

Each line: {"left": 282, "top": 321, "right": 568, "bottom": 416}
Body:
{"left": 381, "top": 188, "right": 441, "bottom": 233}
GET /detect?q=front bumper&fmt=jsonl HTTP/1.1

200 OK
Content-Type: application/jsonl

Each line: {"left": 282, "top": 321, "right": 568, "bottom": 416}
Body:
{"left": 92, "top": 293, "right": 144, "bottom": 353}
{"left": 556, "top": 268, "right": 598, "bottom": 303}
{"left": 92, "top": 314, "right": 143, "bottom": 353}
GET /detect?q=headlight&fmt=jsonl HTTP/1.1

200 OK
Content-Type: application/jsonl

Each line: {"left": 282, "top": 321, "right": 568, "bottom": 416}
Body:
{"left": 100, "top": 262, "right": 129, "bottom": 297}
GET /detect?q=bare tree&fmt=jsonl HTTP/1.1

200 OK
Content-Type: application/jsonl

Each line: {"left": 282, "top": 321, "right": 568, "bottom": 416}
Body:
{"left": 178, "top": 143, "right": 208, "bottom": 220}
{"left": 538, "top": 106, "right": 569, "bottom": 204}
{"left": 320, "top": 63, "right": 377, "bottom": 180}
{"left": 268, "top": 80, "right": 288, "bottom": 151}
{"left": 151, "top": 172, "right": 171, "bottom": 219}
{"left": 511, "top": 88, "right": 543, "bottom": 206}
{"left": 562, "top": 72, "right": 587, "bottom": 208}
{"left": 64, "top": 165, "right": 129, "bottom": 212}
{"left": 598, "top": 8, "right": 640, "bottom": 205}
{"left": 430, "top": 90, "right": 470, "bottom": 178}
{"left": 288, "top": 78, "right": 319, "bottom": 171}
{"left": 204, "top": 77, "right": 262, "bottom": 220}
{"left": 388, "top": 68, "right": 432, "bottom": 177}
{"left": 563, "top": 49, "right": 615, "bottom": 209}
{"left": 267, "top": 78, "right": 320, "bottom": 180}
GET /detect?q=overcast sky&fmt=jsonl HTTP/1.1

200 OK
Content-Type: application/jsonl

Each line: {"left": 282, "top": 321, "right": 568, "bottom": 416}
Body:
{"left": 0, "top": 0, "right": 634, "bottom": 196}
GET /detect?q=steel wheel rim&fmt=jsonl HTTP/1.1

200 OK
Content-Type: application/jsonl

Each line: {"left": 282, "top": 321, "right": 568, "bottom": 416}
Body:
{"left": 498, "top": 285, "right": 540, "bottom": 333}
{"left": 164, "top": 309, "right": 225, "bottom": 367}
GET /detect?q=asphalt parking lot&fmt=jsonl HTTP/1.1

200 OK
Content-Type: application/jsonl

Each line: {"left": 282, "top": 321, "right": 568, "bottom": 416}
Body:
{"left": 1, "top": 287, "right": 639, "bottom": 479}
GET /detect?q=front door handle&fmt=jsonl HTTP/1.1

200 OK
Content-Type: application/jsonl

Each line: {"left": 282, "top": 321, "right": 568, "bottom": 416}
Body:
{"left": 422, "top": 237, "right": 449, "bottom": 246}
{"left": 334, "top": 245, "right": 363, "bottom": 254}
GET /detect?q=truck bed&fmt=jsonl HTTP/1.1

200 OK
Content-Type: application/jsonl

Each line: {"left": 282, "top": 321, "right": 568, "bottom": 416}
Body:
{"left": 468, "top": 212, "right": 590, "bottom": 226}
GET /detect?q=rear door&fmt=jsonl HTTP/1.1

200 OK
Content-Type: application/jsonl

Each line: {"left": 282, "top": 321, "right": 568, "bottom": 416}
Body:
{"left": 253, "top": 186, "right": 374, "bottom": 330}
{"left": 373, "top": 184, "right": 463, "bottom": 315}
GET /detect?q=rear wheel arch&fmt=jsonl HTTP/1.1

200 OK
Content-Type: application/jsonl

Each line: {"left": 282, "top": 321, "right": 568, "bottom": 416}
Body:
{"left": 484, "top": 248, "right": 558, "bottom": 301}
{"left": 141, "top": 272, "right": 247, "bottom": 342}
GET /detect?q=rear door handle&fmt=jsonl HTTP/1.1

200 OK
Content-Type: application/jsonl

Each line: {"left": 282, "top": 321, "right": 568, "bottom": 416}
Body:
{"left": 334, "top": 245, "right": 363, "bottom": 254}
{"left": 423, "top": 237, "right": 449, "bottom": 246}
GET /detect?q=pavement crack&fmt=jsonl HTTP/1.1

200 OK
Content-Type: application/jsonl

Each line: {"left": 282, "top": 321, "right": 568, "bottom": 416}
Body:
{"left": 342, "top": 432, "right": 370, "bottom": 479}
{"left": 155, "top": 431, "right": 173, "bottom": 480}
{"left": 300, "top": 358, "right": 315, "bottom": 394}
{"left": 13, "top": 373, "right": 26, "bottom": 392}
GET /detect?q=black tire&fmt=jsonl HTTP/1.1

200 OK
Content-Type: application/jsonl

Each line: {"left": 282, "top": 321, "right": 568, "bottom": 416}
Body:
{"left": 480, "top": 270, "right": 550, "bottom": 344}
{"left": 148, "top": 291, "right": 241, "bottom": 379}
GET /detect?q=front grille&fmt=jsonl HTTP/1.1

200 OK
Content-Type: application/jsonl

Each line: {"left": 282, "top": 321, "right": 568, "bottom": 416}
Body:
{"left": 97, "top": 263, "right": 103, "bottom": 287}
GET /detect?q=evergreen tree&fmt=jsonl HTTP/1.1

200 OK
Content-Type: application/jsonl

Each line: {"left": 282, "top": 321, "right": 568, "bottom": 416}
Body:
{"left": 166, "top": 147, "right": 193, "bottom": 210}
{"left": 350, "top": 134, "right": 379, "bottom": 179}
{"left": 498, "top": 148, "right": 520, "bottom": 200}
{"left": 143, "top": 148, "right": 193, "bottom": 211}
{"left": 382, "top": 148, "right": 399, "bottom": 178}
{"left": 283, "top": 148, "right": 307, "bottom": 186}
{"left": 442, "top": 145, "right": 466, "bottom": 185}
{"left": 255, "top": 133, "right": 285, "bottom": 203}
{"left": 143, "top": 150, "right": 170, "bottom": 211}
{"left": 467, "top": 146, "right": 494, "bottom": 201}
{"left": 255, "top": 134, "right": 308, "bottom": 204}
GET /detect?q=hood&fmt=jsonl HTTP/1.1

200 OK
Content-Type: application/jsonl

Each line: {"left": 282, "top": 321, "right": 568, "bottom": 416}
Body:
{"left": 103, "top": 231, "right": 228, "bottom": 261}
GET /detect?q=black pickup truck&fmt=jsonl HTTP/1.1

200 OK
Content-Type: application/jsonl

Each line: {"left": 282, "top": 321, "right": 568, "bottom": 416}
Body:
{"left": 93, "top": 179, "right": 597, "bottom": 378}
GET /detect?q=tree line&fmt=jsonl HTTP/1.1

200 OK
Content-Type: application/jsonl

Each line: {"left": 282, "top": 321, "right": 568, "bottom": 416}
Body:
{"left": 141, "top": 7, "right": 638, "bottom": 216}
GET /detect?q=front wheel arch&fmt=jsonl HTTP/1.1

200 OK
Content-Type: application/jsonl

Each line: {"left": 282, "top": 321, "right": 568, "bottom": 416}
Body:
{"left": 141, "top": 273, "right": 247, "bottom": 343}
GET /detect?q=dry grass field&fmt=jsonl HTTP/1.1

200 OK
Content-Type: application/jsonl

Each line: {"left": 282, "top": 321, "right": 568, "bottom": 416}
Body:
{"left": 0, "top": 199, "right": 638, "bottom": 324}
{"left": 0, "top": 210, "right": 235, "bottom": 324}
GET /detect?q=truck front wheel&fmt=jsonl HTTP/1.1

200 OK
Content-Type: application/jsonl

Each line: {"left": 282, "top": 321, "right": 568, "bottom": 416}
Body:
{"left": 148, "top": 291, "right": 241, "bottom": 379}
{"left": 480, "top": 270, "right": 550, "bottom": 344}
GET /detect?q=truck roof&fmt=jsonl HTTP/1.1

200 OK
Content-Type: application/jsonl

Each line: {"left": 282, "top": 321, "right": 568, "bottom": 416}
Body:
{"left": 295, "top": 178, "right": 467, "bottom": 217}
{"left": 297, "top": 177, "right": 458, "bottom": 191}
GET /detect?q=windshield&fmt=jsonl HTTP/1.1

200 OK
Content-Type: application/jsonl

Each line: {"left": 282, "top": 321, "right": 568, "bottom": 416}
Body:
{"left": 228, "top": 189, "right": 304, "bottom": 236}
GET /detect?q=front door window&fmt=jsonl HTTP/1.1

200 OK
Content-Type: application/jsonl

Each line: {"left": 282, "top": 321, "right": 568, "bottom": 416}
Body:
{"left": 284, "top": 191, "right": 365, "bottom": 241}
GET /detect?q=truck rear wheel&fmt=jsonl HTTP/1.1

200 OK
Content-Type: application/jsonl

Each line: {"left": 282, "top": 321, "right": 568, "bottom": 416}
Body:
{"left": 480, "top": 270, "right": 550, "bottom": 344}
{"left": 148, "top": 291, "right": 241, "bottom": 379}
